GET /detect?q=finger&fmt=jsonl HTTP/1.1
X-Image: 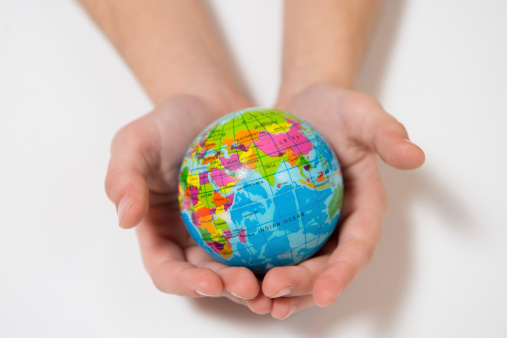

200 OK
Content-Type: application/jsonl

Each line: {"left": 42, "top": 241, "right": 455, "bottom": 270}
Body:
{"left": 137, "top": 218, "right": 223, "bottom": 297}
{"left": 105, "top": 168, "right": 149, "bottom": 229}
{"left": 371, "top": 118, "right": 425, "bottom": 170}
{"left": 104, "top": 121, "right": 155, "bottom": 228}
{"left": 262, "top": 255, "right": 328, "bottom": 298}
{"left": 152, "top": 260, "right": 223, "bottom": 297}
{"left": 217, "top": 266, "right": 260, "bottom": 300}
{"left": 346, "top": 94, "right": 425, "bottom": 169}
{"left": 183, "top": 244, "right": 261, "bottom": 302}
{"left": 270, "top": 295, "right": 315, "bottom": 320}
{"left": 313, "top": 163, "right": 386, "bottom": 307}
{"left": 312, "top": 236, "right": 374, "bottom": 307}
{"left": 246, "top": 291, "right": 273, "bottom": 315}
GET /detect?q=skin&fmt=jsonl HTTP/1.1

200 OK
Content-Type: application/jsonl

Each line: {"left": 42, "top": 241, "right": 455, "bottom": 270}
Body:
{"left": 262, "top": 0, "right": 425, "bottom": 319}
{"left": 107, "top": 97, "right": 272, "bottom": 313}
{"left": 80, "top": 0, "right": 425, "bottom": 320}
{"left": 80, "top": 0, "right": 272, "bottom": 313}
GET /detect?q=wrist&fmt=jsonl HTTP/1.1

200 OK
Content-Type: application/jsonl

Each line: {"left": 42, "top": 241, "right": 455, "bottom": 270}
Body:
{"left": 197, "top": 80, "right": 253, "bottom": 117}
{"left": 154, "top": 77, "right": 252, "bottom": 118}
{"left": 275, "top": 75, "right": 353, "bottom": 110}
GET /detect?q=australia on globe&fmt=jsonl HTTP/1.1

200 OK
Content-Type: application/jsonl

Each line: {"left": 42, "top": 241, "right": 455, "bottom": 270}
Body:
{"left": 178, "top": 108, "right": 344, "bottom": 273}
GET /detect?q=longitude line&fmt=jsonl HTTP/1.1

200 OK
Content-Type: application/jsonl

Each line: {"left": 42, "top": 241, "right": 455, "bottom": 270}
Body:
{"left": 244, "top": 111, "right": 298, "bottom": 263}
{"left": 202, "top": 120, "right": 232, "bottom": 257}
{"left": 252, "top": 112, "right": 326, "bottom": 257}
{"left": 230, "top": 111, "right": 256, "bottom": 259}
{"left": 237, "top": 110, "right": 281, "bottom": 261}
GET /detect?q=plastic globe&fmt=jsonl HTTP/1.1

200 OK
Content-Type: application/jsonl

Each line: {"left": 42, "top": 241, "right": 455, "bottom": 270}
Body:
{"left": 178, "top": 108, "right": 343, "bottom": 273}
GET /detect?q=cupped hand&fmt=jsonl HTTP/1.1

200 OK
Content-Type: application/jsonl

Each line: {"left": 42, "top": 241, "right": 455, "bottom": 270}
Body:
{"left": 262, "top": 83, "right": 425, "bottom": 319}
{"left": 104, "top": 95, "right": 272, "bottom": 314}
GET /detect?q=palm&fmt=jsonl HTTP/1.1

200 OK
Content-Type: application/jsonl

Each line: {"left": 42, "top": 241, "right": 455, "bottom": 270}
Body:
{"left": 105, "top": 89, "right": 423, "bottom": 319}
{"left": 258, "top": 83, "right": 425, "bottom": 318}
{"left": 123, "top": 97, "right": 221, "bottom": 255}
{"left": 280, "top": 83, "right": 389, "bottom": 240}
{"left": 106, "top": 96, "right": 272, "bottom": 311}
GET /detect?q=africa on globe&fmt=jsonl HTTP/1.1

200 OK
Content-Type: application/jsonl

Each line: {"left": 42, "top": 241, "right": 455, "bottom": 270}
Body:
{"left": 178, "top": 108, "right": 343, "bottom": 273}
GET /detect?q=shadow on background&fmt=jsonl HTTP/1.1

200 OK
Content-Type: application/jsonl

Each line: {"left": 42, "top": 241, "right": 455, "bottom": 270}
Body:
{"left": 190, "top": 162, "right": 475, "bottom": 336}
{"left": 188, "top": 163, "right": 419, "bottom": 334}
{"left": 188, "top": 0, "right": 471, "bottom": 335}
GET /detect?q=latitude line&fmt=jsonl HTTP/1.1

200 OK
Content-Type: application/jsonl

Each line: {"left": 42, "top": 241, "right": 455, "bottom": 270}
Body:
{"left": 182, "top": 153, "right": 323, "bottom": 199}
{"left": 184, "top": 134, "right": 319, "bottom": 181}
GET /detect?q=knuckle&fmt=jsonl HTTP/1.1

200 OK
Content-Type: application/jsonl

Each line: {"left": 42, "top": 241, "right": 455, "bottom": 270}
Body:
{"left": 348, "top": 93, "right": 382, "bottom": 112}
{"left": 111, "top": 123, "right": 136, "bottom": 148}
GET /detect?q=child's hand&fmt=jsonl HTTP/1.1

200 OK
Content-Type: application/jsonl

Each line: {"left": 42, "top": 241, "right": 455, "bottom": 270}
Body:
{"left": 104, "top": 96, "right": 272, "bottom": 314}
{"left": 261, "top": 83, "right": 425, "bottom": 319}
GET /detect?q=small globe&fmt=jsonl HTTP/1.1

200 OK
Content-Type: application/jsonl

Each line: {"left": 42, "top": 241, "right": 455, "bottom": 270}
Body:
{"left": 178, "top": 108, "right": 343, "bottom": 273}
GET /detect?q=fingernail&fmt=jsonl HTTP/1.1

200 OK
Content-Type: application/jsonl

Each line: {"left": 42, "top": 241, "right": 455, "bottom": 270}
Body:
{"left": 281, "top": 305, "right": 297, "bottom": 320}
{"left": 195, "top": 289, "right": 220, "bottom": 297}
{"left": 404, "top": 138, "right": 424, "bottom": 152}
{"left": 404, "top": 138, "right": 418, "bottom": 146}
{"left": 117, "top": 197, "right": 132, "bottom": 226}
{"left": 230, "top": 290, "right": 255, "bottom": 300}
{"left": 271, "top": 286, "right": 292, "bottom": 298}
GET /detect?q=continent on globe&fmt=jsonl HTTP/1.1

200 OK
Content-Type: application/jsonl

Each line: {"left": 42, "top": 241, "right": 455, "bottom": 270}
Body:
{"left": 178, "top": 108, "right": 344, "bottom": 274}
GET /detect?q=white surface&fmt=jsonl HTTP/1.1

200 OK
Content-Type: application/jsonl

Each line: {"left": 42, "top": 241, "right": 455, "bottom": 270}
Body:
{"left": 1, "top": 0, "right": 506, "bottom": 337}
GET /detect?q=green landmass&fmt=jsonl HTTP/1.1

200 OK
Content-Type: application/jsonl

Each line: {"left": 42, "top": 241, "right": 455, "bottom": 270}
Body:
{"left": 197, "top": 182, "right": 215, "bottom": 208}
{"left": 180, "top": 167, "right": 189, "bottom": 191}
{"left": 295, "top": 153, "right": 311, "bottom": 177}
{"left": 255, "top": 148, "right": 284, "bottom": 186}
{"left": 328, "top": 185, "right": 344, "bottom": 220}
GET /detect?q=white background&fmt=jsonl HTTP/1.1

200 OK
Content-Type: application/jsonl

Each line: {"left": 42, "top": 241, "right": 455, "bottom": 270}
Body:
{"left": 1, "top": 1, "right": 506, "bottom": 337}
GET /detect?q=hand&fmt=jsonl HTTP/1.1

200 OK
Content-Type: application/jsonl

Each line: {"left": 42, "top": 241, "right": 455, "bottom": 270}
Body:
{"left": 261, "top": 83, "right": 425, "bottom": 319}
{"left": 104, "top": 95, "right": 273, "bottom": 314}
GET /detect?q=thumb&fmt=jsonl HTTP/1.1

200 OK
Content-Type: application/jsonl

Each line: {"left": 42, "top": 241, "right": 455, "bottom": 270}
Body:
{"left": 352, "top": 97, "right": 426, "bottom": 169}
{"left": 370, "top": 114, "right": 425, "bottom": 170}
{"left": 104, "top": 124, "right": 151, "bottom": 229}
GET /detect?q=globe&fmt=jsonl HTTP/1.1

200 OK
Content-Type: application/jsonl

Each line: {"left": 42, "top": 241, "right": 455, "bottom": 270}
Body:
{"left": 178, "top": 108, "right": 344, "bottom": 274}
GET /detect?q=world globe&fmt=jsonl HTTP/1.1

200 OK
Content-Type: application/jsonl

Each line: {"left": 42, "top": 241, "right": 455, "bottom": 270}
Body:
{"left": 178, "top": 108, "right": 344, "bottom": 273}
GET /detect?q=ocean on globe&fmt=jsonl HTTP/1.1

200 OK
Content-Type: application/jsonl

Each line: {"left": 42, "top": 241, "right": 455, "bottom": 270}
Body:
{"left": 178, "top": 108, "right": 343, "bottom": 273}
